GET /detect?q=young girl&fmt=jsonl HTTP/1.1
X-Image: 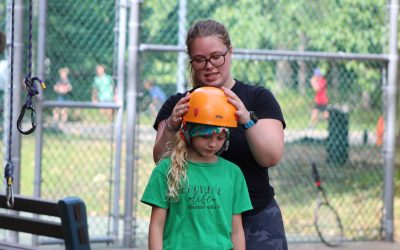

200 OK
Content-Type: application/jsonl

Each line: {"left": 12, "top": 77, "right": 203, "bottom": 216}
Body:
{"left": 53, "top": 67, "right": 72, "bottom": 122}
{"left": 141, "top": 87, "right": 252, "bottom": 250}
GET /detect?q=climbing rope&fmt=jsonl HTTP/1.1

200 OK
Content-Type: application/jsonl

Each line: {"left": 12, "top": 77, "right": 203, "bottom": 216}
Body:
{"left": 17, "top": 0, "right": 46, "bottom": 135}
{"left": 4, "top": 0, "right": 45, "bottom": 208}
{"left": 17, "top": 76, "right": 45, "bottom": 135}
{"left": 5, "top": 0, "right": 16, "bottom": 209}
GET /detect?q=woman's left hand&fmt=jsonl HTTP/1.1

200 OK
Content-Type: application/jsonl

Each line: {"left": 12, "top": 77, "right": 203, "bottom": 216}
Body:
{"left": 221, "top": 86, "right": 250, "bottom": 125}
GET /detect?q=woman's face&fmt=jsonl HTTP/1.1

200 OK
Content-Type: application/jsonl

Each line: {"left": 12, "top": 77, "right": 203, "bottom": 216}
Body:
{"left": 189, "top": 36, "right": 233, "bottom": 88}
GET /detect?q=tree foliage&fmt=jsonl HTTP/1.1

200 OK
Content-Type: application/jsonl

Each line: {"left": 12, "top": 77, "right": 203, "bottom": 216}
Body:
{"left": 139, "top": 0, "right": 387, "bottom": 100}
{"left": 2, "top": 1, "right": 392, "bottom": 103}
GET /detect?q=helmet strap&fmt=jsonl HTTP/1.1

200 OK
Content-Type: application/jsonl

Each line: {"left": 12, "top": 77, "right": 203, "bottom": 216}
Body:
{"left": 179, "top": 121, "right": 191, "bottom": 145}
{"left": 216, "top": 138, "right": 229, "bottom": 156}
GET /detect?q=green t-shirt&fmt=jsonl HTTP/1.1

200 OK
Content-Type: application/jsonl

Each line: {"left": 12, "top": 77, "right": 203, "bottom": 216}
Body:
{"left": 93, "top": 74, "right": 114, "bottom": 102}
{"left": 141, "top": 157, "right": 253, "bottom": 250}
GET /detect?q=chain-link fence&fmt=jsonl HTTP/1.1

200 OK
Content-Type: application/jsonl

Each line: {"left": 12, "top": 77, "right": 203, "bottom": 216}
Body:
{"left": 135, "top": 0, "right": 389, "bottom": 246}
{"left": 1, "top": 0, "right": 120, "bottom": 245}
{"left": 38, "top": 0, "right": 119, "bottom": 244}
{"left": 0, "top": 0, "right": 397, "bottom": 248}
{"left": 135, "top": 55, "right": 387, "bottom": 245}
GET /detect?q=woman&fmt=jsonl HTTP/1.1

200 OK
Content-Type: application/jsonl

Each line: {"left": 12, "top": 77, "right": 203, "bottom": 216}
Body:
{"left": 152, "top": 19, "right": 287, "bottom": 250}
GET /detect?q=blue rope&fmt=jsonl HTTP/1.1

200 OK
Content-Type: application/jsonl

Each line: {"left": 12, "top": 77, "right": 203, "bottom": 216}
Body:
{"left": 4, "top": 0, "right": 16, "bottom": 209}
{"left": 27, "top": 0, "right": 32, "bottom": 79}
{"left": 17, "top": 0, "right": 45, "bottom": 135}
{"left": 5, "top": 0, "right": 46, "bottom": 208}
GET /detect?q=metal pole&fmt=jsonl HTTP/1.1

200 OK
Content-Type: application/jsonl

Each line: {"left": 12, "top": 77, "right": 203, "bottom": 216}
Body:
{"left": 32, "top": 0, "right": 46, "bottom": 245}
{"left": 124, "top": 0, "right": 140, "bottom": 247}
{"left": 139, "top": 43, "right": 389, "bottom": 62}
{"left": 383, "top": 0, "right": 398, "bottom": 242}
{"left": 111, "top": 0, "right": 128, "bottom": 242}
{"left": 176, "top": 0, "right": 187, "bottom": 93}
{"left": 34, "top": 0, "right": 46, "bottom": 199}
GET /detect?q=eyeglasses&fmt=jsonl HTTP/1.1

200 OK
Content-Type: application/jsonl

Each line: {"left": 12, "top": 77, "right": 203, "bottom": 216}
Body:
{"left": 190, "top": 48, "right": 230, "bottom": 70}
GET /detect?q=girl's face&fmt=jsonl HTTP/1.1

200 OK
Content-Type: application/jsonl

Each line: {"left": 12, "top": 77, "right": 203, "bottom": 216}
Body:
{"left": 188, "top": 131, "right": 227, "bottom": 162}
{"left": 96, "top": 66, "right": 105, "bottom": 76}
{"left": 189, "top": 36, "right": 233, "bottom": 88}
{"left": 59, "top": 71, "right": 68, "bottom": 80}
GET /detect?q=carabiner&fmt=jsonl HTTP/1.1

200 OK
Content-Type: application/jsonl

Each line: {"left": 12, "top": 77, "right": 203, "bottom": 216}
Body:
{"left": 17, "top": 104, "right": 37, "bottom": 135}
{"left": 6, "top": 178, "right": 14, "bottom": 208}
{"left": 16, "top": 76, "right": 45, "bottom": 135}
{"left": 31, "top": 76, "right": 46, "bottom": 90}
{"left": 24, "top": 76, "right": 45, "bottom": 96}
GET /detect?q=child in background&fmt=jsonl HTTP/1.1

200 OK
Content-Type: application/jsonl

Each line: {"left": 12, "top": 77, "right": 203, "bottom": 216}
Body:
{"left": 144, "top": 79, "right": 167, "bottom": 117}
{"left": 53, "top": 67, "right": 72, "bottom": 123}
{"left": 92, "top": 64, "right": 115, "bottom": 119}
{"left": 141, "top": 87, "right": 252, "bottom": 250}
{"left": 309, "top": 67, "right": 329, "bottom": 128}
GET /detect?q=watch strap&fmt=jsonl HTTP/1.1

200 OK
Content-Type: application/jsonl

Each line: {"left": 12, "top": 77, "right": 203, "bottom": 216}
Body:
{"left": 243, "top": 111, "right": 258, "bottom": 129}
{"left": 243, "top": 119, "right": 255, "bottom": 129}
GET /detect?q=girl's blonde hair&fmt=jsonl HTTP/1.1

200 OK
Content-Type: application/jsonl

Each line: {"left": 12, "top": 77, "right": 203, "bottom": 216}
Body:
{"left": 164, "top": 132, "right": 189, "bottom": 201}
{"left": 186, "top": 19, "right": 232, "bottom": 88}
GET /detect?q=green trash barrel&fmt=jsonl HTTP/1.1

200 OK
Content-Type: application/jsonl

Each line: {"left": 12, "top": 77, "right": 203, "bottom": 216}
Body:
{"left": 327, "top": 106, "right": 349, "bottom": 166}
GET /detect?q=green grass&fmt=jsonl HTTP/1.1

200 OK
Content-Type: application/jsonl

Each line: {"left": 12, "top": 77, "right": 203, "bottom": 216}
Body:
{"left": 1, "top": 128, "right": 123, "bottom": 218}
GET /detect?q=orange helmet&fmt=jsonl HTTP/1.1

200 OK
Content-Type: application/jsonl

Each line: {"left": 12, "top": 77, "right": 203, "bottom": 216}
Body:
{"left": 183, "top": 86, "right": 237, "bottom": 127}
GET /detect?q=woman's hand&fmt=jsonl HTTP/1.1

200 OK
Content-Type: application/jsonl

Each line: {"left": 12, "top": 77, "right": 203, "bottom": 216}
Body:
{"left": 166, "top": 92, "right": 190, "bottom": 130}
{"left": 221, "top": 86, "right": 250, "bottom": 125}
{"left": 153, "top": 92, "right": 190, "bottom": 163}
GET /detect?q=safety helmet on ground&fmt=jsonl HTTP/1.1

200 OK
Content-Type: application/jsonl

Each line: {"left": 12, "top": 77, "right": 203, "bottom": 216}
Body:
{"left": 183, "top": 86, "right": 237, "bottom": 127}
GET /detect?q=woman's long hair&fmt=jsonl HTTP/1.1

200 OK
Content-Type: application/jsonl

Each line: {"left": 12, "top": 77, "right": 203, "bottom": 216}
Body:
{"left": 163, "top": 132, "right": 189, "bottom": 201}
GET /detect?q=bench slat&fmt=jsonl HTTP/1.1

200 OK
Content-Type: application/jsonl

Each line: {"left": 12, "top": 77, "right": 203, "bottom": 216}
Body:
{"left": 0, "top": 241, "right": 41, "bottom": 250}
{"left": 0, "top": 194, "right": 59, "bottom": 216}
{"left": 0, "top": 214, "right": 64, "bottom": 239}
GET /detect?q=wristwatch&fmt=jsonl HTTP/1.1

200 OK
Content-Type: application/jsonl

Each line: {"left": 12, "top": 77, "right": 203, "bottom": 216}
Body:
{"left": 243, "top": 111, "right": 258, "bottom": 129}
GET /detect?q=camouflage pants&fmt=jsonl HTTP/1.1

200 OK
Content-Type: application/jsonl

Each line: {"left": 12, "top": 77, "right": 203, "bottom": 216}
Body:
{"left": 243, "top": 199, "right": 288, "bottom": 250}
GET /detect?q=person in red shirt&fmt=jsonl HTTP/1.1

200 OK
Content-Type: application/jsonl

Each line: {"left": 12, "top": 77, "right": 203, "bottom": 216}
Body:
{"left": 309, "top": 68, "right": 329, "bottom": 127}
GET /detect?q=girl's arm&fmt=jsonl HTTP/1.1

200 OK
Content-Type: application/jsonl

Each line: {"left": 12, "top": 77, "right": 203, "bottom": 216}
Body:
{"left": 311, "top": 76, "right": 319, "bottom": 91}
{"left": 231, "top": 214, "right": 246, "bottom": 250}
{"left": 148, "top": 206, "right": 167, "bottom": 250}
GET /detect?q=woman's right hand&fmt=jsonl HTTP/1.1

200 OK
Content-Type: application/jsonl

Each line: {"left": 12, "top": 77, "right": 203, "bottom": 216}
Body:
{"left": 153, "top": 92, "right": 190, "bottom": 163}
{"left": 166, "top": 92, "right": 190, "bottom": 131}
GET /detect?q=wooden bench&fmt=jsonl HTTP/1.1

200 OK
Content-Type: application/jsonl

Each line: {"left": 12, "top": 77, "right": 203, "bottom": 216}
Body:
{"left": 0, "top": 194, "right": 91, "bottom": 250}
